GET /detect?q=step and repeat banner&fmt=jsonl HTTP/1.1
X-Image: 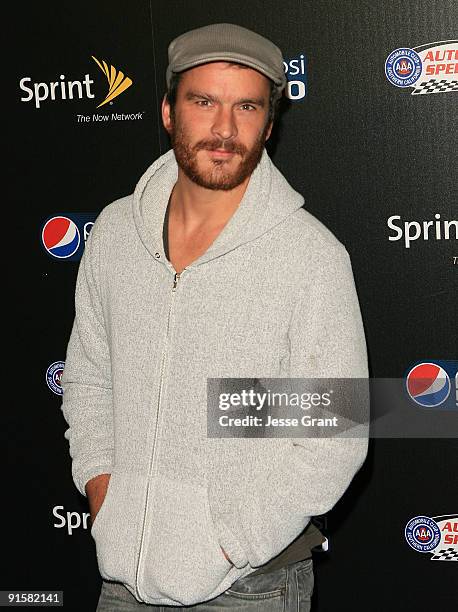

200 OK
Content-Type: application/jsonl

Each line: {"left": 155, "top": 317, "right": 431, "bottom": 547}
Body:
{"left": 8, "top": 1, "right": 456, "bottom": 610}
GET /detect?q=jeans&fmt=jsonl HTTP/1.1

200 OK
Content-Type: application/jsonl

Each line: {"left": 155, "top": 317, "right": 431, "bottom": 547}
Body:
{"left": 96, "top": 558, "right": 314, "bottom": 611}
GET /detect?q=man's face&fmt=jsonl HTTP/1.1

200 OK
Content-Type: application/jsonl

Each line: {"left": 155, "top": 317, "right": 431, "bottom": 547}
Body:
{"left": 162, "top": 62, "right": 273, "bottom": 191}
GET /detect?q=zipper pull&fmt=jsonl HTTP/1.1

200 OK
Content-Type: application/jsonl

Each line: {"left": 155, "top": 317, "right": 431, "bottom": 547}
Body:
{"left": 172, "top": 272, "right": 180, "bottom": 291}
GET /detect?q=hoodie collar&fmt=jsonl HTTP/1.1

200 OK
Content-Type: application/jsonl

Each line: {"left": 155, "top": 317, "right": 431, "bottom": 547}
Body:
{"left": 132, "top": 147, "right": 304, "bottom": 269}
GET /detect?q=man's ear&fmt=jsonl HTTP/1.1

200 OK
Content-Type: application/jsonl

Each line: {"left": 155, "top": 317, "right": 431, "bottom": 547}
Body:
{"left": 265, "top": 120, "right": 273, "bottom": 142}
{"left": 162, "top": 94, "right": 172, "bottom": 133}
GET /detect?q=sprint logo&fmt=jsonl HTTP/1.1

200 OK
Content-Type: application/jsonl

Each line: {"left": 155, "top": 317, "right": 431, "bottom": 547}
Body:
{"left": 91, "top": 56, "right": 132, "bottom": 107}
{"left": 19, "top": 56, "right": 133, "bottom": 109}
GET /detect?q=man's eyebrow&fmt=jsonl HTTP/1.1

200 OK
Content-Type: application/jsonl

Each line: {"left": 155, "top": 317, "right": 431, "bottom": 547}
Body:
{"left": 184, "top": 90, "right": 266, "bottom": 107}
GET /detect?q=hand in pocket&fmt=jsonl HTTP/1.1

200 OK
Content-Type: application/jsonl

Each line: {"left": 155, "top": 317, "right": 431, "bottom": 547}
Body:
{"left": 86, "top": 473, "right": 112, "bottom": 525}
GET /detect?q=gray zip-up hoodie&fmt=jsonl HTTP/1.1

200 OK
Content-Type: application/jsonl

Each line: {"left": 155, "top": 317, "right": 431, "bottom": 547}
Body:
{"left": 60, "top": 148, "right": 369, "bottom": 606}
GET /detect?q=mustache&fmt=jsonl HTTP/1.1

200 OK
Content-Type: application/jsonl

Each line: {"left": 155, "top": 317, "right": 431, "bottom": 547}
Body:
{"left": 193, "top": 139, "right": 247, "bottom": 156}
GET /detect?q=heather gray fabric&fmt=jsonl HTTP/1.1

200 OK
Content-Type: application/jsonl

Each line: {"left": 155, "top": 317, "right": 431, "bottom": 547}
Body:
{"left": 162, "top": 193, "right": 325, "bottom": 576}
{"left": 166, "top": 23, "right": 287, "bottom": 95}
{"left": 60, "top": 147, "right": 369, "bottom": 607}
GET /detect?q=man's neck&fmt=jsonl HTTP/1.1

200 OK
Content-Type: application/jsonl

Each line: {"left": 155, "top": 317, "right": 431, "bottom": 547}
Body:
{"left": 169, "top": 168, "right": 251, "bottom": 236}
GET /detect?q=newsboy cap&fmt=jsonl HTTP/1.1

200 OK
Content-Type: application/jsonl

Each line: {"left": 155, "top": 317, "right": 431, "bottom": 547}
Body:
{"left": 166, "top": 23, "right": 287, "bottom": 96}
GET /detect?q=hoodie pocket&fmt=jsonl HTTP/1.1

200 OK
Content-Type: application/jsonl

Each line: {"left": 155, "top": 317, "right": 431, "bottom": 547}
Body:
{"left": 140, "top": 475, "right": 232, "bottom": 605}
{"left": 90, "top": 471, "right": 146, "bottom": 589}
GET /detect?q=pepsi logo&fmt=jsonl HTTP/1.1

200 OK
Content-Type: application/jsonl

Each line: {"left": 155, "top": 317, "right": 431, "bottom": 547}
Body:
{"left": 283, "top": 54, "right": 307, "bottom": 101}
{"left": 406, "top": 362, "right": 451, "bottom": 408}
{"left": 42, "top": 216, "right": 81, "bottom": 258}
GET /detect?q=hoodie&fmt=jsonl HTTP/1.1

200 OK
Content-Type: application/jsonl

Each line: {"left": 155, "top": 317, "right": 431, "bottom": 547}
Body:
{"left": 60, "top": 148, "right": 369, "bottom": 606}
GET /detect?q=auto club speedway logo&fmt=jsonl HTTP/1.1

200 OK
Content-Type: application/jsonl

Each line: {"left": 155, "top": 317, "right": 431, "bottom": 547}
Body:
{"left": 385, "top": 40, "right": 458, "bottom": 95}
{"left": 19, "top": 55, "right": 143, "bottom": 122}
{"left": 405, "top": 515, "right": 458, "bottom": 561}
{"left": 405, "top": 360, "right": 458, "bottom": 411}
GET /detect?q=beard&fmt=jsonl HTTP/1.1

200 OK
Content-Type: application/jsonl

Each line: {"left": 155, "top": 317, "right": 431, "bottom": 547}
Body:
{"left": 169, "top": 115, "right": 270, "bottom": 191}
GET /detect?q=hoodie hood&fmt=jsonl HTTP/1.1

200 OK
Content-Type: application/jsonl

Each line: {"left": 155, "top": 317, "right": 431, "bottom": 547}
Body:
{"left": 132, "top": 147, "right": 304, "bottom": 267}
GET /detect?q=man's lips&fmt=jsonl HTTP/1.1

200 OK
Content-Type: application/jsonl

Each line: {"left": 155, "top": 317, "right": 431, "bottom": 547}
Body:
{"left": 206, "top": 148, "right": 236, "bottom": 158}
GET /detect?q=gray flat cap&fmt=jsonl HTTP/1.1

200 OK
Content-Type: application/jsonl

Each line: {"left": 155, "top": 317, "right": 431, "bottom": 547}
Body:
{"left": 166, "top": 23, "right": 287, "bottom": 96}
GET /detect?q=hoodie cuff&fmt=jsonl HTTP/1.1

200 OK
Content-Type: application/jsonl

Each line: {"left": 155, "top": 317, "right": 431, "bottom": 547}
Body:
{"left": 212, "top": 516, "right": 249, "bottom": 569}
{"left": 75, "top": 462, "right": 113, "bottom": 497}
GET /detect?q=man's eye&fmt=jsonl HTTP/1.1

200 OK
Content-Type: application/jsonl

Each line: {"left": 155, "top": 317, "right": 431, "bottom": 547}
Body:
{"left": 240, "top": 104, "right": 255, "bottom": 111}
{"left": 196, "top": 100, "right": 211, "bottom": 106}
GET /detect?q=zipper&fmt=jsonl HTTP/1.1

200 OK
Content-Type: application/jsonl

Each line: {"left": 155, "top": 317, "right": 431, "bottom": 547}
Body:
{"left": 134, "top": 270, "right": 184, "bottom": 602}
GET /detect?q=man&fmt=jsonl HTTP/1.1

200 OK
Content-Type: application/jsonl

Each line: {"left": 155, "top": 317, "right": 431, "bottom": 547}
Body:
{"left": 61, "top": 23, "right": 369, "bottom": 611}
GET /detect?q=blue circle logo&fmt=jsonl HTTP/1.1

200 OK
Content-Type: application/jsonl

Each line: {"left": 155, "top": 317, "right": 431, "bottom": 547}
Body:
{"left": 385, "top": 48, "right": 422, "bottom": 88}
{"left": 405, "top": 515, "right": 441, "bottom": 552}
{"left": 46, "top": 361, "right": 65, "bottom": 395}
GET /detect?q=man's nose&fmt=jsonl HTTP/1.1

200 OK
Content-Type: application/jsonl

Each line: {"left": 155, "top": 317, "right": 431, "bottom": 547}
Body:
{"left": 211, "top": 105, "right": 238, "bottom": 142}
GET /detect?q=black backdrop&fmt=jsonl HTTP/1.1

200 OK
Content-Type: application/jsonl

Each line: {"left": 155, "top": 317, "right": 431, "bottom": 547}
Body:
{"left": 8, "top": 1, "right": 457, "bottom": 610}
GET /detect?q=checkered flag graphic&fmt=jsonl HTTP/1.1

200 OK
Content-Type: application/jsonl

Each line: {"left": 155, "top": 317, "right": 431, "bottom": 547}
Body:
{"left": 430, "top": 548, "right": 458, "bottom": 561}
{"left": 411, "top": 79, "right": 458, "bottom": 95}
